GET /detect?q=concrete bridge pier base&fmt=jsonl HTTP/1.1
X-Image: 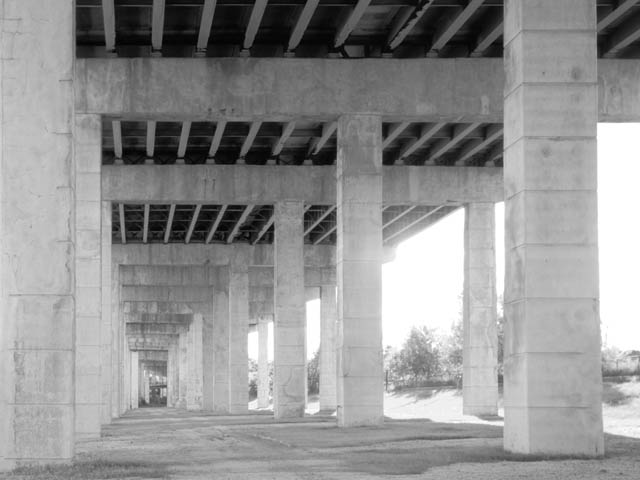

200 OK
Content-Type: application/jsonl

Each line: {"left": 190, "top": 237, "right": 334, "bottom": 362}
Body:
{"left": 502, "top": 0, "right": 604, "bottom": 456}
{"left": 463, "top": 203, "right": 498, "bottom": 416}
{"left": 319, "top": 285, "right": 338, "bottom": 413}
{"left": 273, "top": 201, "right": 307, "bottom": 419}
{"left": 336, "top": 114, "right": 384, "bottom": 427}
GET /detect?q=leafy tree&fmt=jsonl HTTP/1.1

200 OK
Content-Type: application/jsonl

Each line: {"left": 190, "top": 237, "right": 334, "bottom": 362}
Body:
{"left": 307, "top": 348, "right": 320, "bottom": 395}
{"left": 248, "top": 358, "right": 258, "bottom": 399}
{"left": 440, "top": 319, "right": 463, "bottom": 381}
{"left": 390, "top": 326, "right": 441, "bottom": 385}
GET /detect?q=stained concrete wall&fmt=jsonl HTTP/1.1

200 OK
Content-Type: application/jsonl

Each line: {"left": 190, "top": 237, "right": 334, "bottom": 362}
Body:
{"left": 0, "top": 0, "right": 76, "bottom": 470}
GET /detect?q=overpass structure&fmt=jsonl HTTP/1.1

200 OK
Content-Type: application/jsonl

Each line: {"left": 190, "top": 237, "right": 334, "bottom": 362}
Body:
{"left": 1, "top": 0, "right": 632, "bottom": 469}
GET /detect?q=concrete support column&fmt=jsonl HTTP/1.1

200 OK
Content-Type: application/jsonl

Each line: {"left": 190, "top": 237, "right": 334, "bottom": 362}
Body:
{"left": 186, "top": 313, "right": 204, "bottom": 410}
{"left": 167, "top": 342, "right": 178, "bottom": 407}
{"left": 273, "top": 201, "right": 307, "bottom": 418}
{"left": 463, "top": 204, "right": 498, "bottom": 416}
{"left": 503, "top": 0, "right": 603, "bottom": 455}
{"left": 130, "top": 351, "right": 139, "bottom": 409}
{"left": 336, "top": 114, "right": 384, "bottom": 427}
{"left": 319, "top": 285, "right": 338, "bottom": 413}
{"left": 116, "top": 266, "right": 127, "bottom": 416}
{"left": 257, "top": 315, "right": 271, "bottom": 409}
{"left": 213, "top": 288, "right": 230, "bottom": 413}
{"left": 75, "top": 114, "right": 103, "bottom": 440}
{"left": 123, "top": 337, "right": 131, "bottom": 412}
{"left": 229, "top": 248, "right": 250, "bottom": 414}
{"left": 177, "top": 331, "right": 188, "bottom": 408}
{"left": 143, "top": 367, "right": 150, "bottom": 405}
{"left": 0, "top": 1, "right": 76, "bottom": 469}
{"left": 101, "top": 202, "right": 113, "bottom": 424}
{"left": 202, "top": 313, "right": 214, "bottom": 411}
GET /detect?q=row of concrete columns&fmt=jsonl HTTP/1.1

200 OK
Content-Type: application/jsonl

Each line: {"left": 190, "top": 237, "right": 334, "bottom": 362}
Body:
{"left": 0, "top": 0, "right": 603, "bottom": 469}
{"left": 121, "top": 281, "right": 341, "bottom": 416}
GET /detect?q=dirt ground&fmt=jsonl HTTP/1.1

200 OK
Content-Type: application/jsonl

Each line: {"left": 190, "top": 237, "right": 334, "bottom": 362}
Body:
{"left": 3, "top": 385, "right": 640, "bottom": 480}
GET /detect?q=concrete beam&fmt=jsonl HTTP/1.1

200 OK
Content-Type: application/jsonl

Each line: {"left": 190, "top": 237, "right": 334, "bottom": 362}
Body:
{"left": 101, "top": 165, "right": 504, "bottom": 205}
{"left": 334, "top": 0, "right": 371, "bottom": 48}
{"left": 74, "top": 58, "right": 504, "bottom": 122}
{"left": 287, "top": 0, "right": 320, "bottom": 52}
{"left": 102, "top": 0, "right": 116, "bottom": 53}
{"left": 76, "top": 58, "right": 640, "bottom": 122}
{"left": 196, "top": 0, "right": 217, "bottom": 54}
{"left": 112, "top": 243, "right": 336, "bottom": 269}
{"left": 428, "top": 0, "right": 484, "bottom": 57}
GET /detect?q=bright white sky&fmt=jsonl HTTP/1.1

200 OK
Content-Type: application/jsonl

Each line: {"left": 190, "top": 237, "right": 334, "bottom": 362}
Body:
{"left": 249, "top": 123, "right": 640, "bottom": 359}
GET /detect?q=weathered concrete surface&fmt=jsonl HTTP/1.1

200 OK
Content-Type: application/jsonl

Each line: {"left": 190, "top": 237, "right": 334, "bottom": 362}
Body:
{"left": 77, "top": 57, "right": 640, "bottom": 123}
{"left": 185, "top": 314, "right": 204, "bottom": 410}
{"left": 274, "top": 202, "right": 307, "bottom": 418}
{"left": 177, "top": 332, "right": 188, "bottom": 408}
{"left": 202, "top": 312, "right": 214, "bottom": 411}
{"left": 75, "top": 58, "right": 503, "bottom": 121}
{"left": 130, "top": 351, "right": 139, "bottom": 410}
{"left": 167, "top": 341, "right": 179, "bottom": 408}
{"left": 0, "top": 0, "right": 76, "bottom": 470}
{"left": 229, "top": 248, "right": 250, "bottom": 414}
{"left": 112, "top": 243, "right": 335, "bottom": 269}
{"left": 75, "top": 114, "right": 103, "bottom": 441}
{"left": 463, "top": 204, "right": 498, "bottom": 416}
{"left": 102, "top": 165, "right": 504, "bottom": 205}
{"left": 319, "top": 286, "right": 337, "bottom": 412}
{"left": 503, "top": 0, "right": 603, "bottom": 456}
{"left": 336, "top": 115, "right": 384, "bottom": 427}
{"left": 213, "top": 288, "right": 231, "bottom": 413}
{"left": 101, "top": 202, "right": 114, "bottom": 424}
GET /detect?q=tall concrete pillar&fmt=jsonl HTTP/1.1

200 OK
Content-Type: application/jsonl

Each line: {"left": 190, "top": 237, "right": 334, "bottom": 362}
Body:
{"left": 503, "top": 0, "right": 603, "bottom": 456}
{"left": 273, "top": 201, "right": 307, "bottom": 418}
{"left": 202, "top": 312, "right": 214, "bottom": 411}
{"left": 187, "top": 313, "right": 204, "bottom": 410}
{"left": 177, "top": 331, "right": 188, "bottom": 408}
{"left": 0, "top": 1, "right": 76, "bottom": 469}
{"left": 75, "top": 114, "right": 103, "bottom": 440}
{"left": 116, "top": 265, "right": 127, "bottom": 416}
{"left": 336, "top": 114, "right": 384, "bottom": 427}
{"left": 142, "top": 365, "right": 150, "bottom": 405}
{"left": 213, "top": 288, "right": 231, "bottom": 412}
{"left": 101, "top": 202, "right": 114, "bottom": 423}
{"left": 130, "top": 351, "right": 139, "bottom": 410}
{"left": 167, "top": 340, "right": 180, "bottom": 408}
{"left": 320, "top": 285, "right": 338, "bottom": 413}
{"left": 123, "top": 339, "right": 131, "bottom": 413}
{"left": 463, "top": 204, "right": 498, "bottom": 416}
{"left": 257, "top": 315, "right": 271, "bottom": 409}
{"left": 229, "top": 248, "right": 250, "bottom": 414}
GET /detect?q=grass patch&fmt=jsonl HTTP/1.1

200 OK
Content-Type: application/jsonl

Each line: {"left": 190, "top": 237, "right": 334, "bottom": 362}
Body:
{"left": 2, "top": 460, "right": 169, "bottom": 480}
{"left": 602, "top": 382, "right": 638, "bottom": 406}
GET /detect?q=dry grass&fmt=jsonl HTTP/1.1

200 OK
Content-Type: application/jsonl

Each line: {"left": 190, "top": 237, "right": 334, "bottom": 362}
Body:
{"left": 1, "top": 460, "right": 169, "bottom": 480}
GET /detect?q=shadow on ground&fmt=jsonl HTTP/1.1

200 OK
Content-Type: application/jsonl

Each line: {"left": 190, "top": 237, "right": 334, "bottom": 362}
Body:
{"left": 3, "top": 461, "right": 169, "bottom": 480}
{"left": 1, "top": 410, "right": 639, "bottom": 479}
